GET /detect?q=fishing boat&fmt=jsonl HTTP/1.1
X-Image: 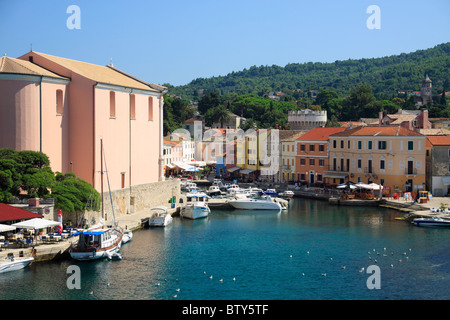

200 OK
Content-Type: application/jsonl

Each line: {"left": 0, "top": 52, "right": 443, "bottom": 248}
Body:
{"left": 149, "top": 206, "right": 173, "bottom": 227}
{"left": 0, "top": 255, "right": 34, "bottom": 273}
{"left": 70, "top": 139, "right": 123, "bottom": 261}
{"left": 228, "top": 194, "right": 282, "bottom": 210}
{"left": 182, "top": 191, "right": 210, "bottom": 219}
{"left": 413, "top": 216, "right": 450, "bottom": 227}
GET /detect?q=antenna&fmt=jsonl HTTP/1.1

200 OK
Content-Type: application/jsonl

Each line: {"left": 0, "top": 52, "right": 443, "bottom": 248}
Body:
{"left": 30, "top": 43, "right": 33, "bottom": 52}
{"left": 109, "top": 58, "right": 114, "bottom": 67}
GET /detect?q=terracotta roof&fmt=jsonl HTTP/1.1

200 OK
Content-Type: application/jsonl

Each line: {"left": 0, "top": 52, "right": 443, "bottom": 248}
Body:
{"left": 330, "top": 125, "right": 423, "bottom": 137}
{"left": 0, "top": 203, "right": 43, "bottom": 223}
{"left": 279, "top": 130, "right": 308, "bottom": 141}
{"left": 0, "top": 56, "right": 68, "bottom": 79}
{"left": 426, "top": 136, "right": 450, "bottom": 146}
{"left": 20, "top": 51, "right": 162, "bottom": 92}
{"left": 296, "top": 127, "right": 346, "bottom": 141}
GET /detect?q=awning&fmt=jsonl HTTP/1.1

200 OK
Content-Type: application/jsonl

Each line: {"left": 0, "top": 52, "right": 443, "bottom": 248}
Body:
{"left": 442, "top": 177, "right": 450, "bottom": 185}
{"left": 165, "top": 163, "right": 175, "bottom": 169}
{"left": 12, "top": 218, "right": 61, "bottom": 230}
{"left": 0, "top": 224, "right": 16, "bottom": 233}
{"left": 173, "top": 162, "right": 190, "bottom": 170}
{"left": 227, "top": 167, "right": 241, "bottom": 172}
{"left": 241, "top": 169, "right": 255, "bottom": 174}
{"left": 0, "top": 203, "right": 43, "bottom": 223}
{"left": 323, "top": 174, "right": 348, "bottom": 179}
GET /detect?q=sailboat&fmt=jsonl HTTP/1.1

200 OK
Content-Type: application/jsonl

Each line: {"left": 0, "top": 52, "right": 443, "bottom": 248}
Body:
{"left": 70, "top": 139, "right": 124, "bottom": 261}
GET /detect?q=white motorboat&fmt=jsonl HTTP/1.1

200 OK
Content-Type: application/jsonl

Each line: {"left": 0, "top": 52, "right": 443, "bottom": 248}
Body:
{"left": 182, "top": 191, "right": 210, "bottom": 219}
{"left": 281, "top": 190, "right": 294, "bottom": 199}
{"left": 228, "top": 194, "right": 282, "bottom": 210}
{"left": 122, "top": 229, "right": 133, "bottom": 243}
{"left": 0, "top": 255, "right": 34, "bottom": 273}
{"left": 70, "top": 227, "right": 123, "bottom": 261}
{"left": 207, "top": 185, "right": 222, "bottom": 197}
{"left": 149, "top": 206, "right": 173, "bottom": 227}
{"left": 413, "top": 216, "right": 450, "bottom": 227}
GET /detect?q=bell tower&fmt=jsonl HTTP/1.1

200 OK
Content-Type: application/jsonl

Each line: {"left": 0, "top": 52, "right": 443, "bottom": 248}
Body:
{"left": 420, "top": 74, "right": 432, "bottom": 106}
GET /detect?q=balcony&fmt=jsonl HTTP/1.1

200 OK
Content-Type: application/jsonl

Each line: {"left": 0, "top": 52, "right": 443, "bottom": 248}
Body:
{"left": 326, "top": 165, "right": 349, "bottom": 172}
{"left": 405, "top": 168, "right": 417, "bottom": 175}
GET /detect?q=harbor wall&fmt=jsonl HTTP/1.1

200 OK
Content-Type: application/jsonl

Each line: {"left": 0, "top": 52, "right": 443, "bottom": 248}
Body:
{"left": 63, "top": 180, "right": 181, "bottom": 227}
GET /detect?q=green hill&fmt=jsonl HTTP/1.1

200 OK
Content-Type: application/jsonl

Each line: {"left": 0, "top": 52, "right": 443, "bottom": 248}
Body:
{"left": 168, "top": 42, "right": 450, "bottom": 102}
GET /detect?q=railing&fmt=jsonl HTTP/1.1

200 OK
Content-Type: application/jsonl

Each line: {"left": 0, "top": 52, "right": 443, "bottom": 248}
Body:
{"left": 325, "top": 165, "right": 348, "bottom": 172}
{"left": 405, "top": 168, "right": 417, "bottom": 175}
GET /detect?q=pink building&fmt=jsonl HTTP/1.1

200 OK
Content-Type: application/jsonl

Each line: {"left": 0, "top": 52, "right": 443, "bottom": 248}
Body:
{"left": 0, "top": 52, "right": 166, "bottom": 192}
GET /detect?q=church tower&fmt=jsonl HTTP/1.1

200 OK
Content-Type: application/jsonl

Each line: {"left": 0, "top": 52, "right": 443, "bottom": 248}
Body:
{"left": 420, "top": 74, "right": 432, "bottom": 106}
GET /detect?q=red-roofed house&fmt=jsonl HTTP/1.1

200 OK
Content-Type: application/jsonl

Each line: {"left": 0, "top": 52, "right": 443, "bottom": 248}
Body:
{"left": 329, "top": 125, "right": 426, "bottom": 194}
{"left": 295, "top": 127, "right": 346, "bottom": 185}
{"left": 425, "top": 135, "right": 450, "bottom": 196}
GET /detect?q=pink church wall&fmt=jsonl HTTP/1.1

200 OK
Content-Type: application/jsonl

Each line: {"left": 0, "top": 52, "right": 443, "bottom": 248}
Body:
{"left": 0, "top": 80, "right": 40, "bottom": 151}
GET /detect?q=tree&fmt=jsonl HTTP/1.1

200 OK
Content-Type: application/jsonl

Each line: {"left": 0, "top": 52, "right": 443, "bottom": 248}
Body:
{"left": 204, "top": 104, "right": 231, "bottom": 127}
{"left": 51, "top": 172, "right": 101, "bottom": 213}
{"left": 198, "top": 91, "right": 223, "bottom": 115}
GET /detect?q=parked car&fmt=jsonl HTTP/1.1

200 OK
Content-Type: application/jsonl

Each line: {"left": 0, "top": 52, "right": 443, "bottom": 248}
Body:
{"left": 181, "top": 175, "right": 193, "bottom": 180}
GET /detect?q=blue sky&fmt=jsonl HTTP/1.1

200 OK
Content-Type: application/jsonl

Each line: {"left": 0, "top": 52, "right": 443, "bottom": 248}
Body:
{"left": 1, "top": 0, "right": 449, "bottom": 86}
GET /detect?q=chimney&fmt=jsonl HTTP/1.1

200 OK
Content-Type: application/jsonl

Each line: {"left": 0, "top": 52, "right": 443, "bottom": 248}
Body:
{"left": 378, "top": 111, "right": 383, "bottom": 125}
{"left": 421, "top": 109, "right": 430, "bottom": 129}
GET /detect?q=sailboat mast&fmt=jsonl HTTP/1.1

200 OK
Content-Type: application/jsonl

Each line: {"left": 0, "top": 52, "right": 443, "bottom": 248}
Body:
{"left": 101, "top": 138, "right": 104, "bottom": 220}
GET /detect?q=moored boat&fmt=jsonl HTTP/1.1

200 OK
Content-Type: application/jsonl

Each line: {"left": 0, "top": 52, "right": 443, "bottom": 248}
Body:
{"left": 0, "top": 255, "right": 34, "bottom": 273}
{"left": 70, "top": 227, "right": 123, "bottom": 261}
{"left": 182, "top": 191, "right": 210, "bottom": 219}
{"left": 228, "top": 194, "right": 282, "bottom": 210}
{"left": 149, "top": 206, "right": 173, "bottom": 227}
{"left": 122, "top": 229, "right": 133, "bottom": 243}
{"left": 413, "top": 216, "right": 450, "bottom": 227}
{"left": 264, "top": 189, "right": 278, "bottom": 196}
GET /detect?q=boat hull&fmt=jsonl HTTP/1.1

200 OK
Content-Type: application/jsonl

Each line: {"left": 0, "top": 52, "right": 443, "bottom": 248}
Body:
{"left": 228, "top": 199, "right": 282, "bottom": 210}
{"left": 413, "top": 218, "right": 450, "bottom": 227}
{"left": 70, "top": 242, "right": 122, "bottom": 261}
{"left": 149, "top": 215, "right": 173, "bottom": 227}
{"left": 0, "top": 257, "right": 34, "bottom": 273}
{"left": 182, "top": 205, "right": 210, "bottom": 219}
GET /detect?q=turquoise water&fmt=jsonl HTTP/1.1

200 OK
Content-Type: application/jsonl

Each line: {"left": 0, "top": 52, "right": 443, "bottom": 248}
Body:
{"left": 1, "top": 198, "right": 449, "bottom": 300}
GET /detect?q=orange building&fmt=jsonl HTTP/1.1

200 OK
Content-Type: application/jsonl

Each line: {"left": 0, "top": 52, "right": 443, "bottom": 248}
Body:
{"left": 295, "top": 127, "right": 346, "bottom": 185}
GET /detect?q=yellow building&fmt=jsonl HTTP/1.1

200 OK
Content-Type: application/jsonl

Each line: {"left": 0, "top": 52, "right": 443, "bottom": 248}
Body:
{"left": 328, "top": 125, "right": 426, "bottom": 195}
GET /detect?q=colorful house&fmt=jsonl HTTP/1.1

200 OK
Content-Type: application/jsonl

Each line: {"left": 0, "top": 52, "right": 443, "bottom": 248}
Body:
{"left": 295, "top": 127, "right": 346, "bottom": 185}
{"left": 328, "top": 125, "right": 426, "bottom": 195}
{"left": 0, "top": 52, "right": 166, "bottom": 192}
{"left": 425, "top": 135, "right": 450, "bottom": 196}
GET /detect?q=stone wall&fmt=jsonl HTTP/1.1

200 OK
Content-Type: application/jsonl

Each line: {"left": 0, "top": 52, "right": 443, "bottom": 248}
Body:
{"left": 61, "top": 180, "right": 181, "bottom": 227}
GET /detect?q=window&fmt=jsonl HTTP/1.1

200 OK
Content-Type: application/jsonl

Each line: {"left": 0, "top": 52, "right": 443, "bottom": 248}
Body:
{"left": 56, "top": 90, "right": 63, "bottom": 115}
{"left": 319, "top": 159, "right": 324, "bottom": 167}
{"left": 309, "top": 159, "right": 315, "bottom": 166}
{"left": 380, "top": 159, "right": 385, "bottom": 170}
{"left": 333, "top": 140, "right": 337, "bottom": 148}
{"left": 357, "top": 159, "right": 362, "bottom": 169}
{"left": 408, "top": 141, "right": 414, "bottom": 151}
{"left": 148, "top": 97, "right": 154, "bottom": 121}
{"left": 340, "top": 140, "right": 344, "bottom": 148}
{"left": 300, "top": 144, "right": 305, "bottom": 152}
{"left": 358, "top": 141, "right": 362, "bottom": 149}
{"left": 368, "top": 141, "right": 372, "bottom": 150}
{"left": 347, "top": 140, "right": 350, "bottom": 148}
{"left": 300, "top": 158, "right": 305, "bottom": 165}
{"left": 319, "top": 144, "right": 324, "bottom": 152}
{"left": 300, "top": 174, "right": 306, "bottom": 181}
{"left": 109, "top": 91, "right": 116, "bottom": 118}
{"left": 309, "top": 145, "right": 315, "bottom": 152}
{"left": 130, "top": 94, "right": 136, "bottom": 119}
{"left": 317, "top": 174, "right": 322, "bottom": 181}
{"left": 378, "top": 141, "right": 387, "bottom": 150}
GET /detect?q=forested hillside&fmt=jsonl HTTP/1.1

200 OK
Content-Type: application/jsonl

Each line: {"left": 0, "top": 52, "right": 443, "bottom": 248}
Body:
{"left": 168, "top": 43, "right": 449, "bottom": 102}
